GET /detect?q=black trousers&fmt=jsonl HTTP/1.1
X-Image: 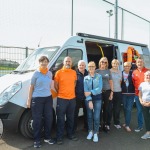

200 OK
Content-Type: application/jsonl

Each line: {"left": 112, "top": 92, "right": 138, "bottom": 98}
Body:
{"left": 111, "top": 92, "right": 122, "bottom": 125}
{"left": 101, "top": 90, "right": 112, "bottom": 126}
{"left": 73, "top": 98, "right": 87, "bottom": 133}
{"left": 56, "top": 98, "right": 76, "bottom": 139}
{"left": 142, "top": 106, "right": 150, "bottom": 131}
{"left": 31, "top": 96, "right": 53, "bottom": 142}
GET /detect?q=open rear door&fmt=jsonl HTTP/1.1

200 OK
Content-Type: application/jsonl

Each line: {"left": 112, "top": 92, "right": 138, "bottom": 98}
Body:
{"left": 85, "top": 41, "right": 116, "bottom": 69}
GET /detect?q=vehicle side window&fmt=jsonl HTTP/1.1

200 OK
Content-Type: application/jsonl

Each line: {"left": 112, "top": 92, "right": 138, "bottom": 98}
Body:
{"left": 142, "top": 55, "right": 150, "bottom": 68}
{"left": 67, "top": 49, "right": 82, "bottom": 70}
{"left": 51, "top": 49, "right": 82, "bottom": 77}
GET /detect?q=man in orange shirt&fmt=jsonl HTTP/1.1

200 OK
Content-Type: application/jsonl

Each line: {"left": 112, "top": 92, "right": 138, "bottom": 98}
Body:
{"left": 132, "top": 58, "right": 148, "bottom": 132}
{"left": 54, "top": 56, "right": 78, "bottom": 144}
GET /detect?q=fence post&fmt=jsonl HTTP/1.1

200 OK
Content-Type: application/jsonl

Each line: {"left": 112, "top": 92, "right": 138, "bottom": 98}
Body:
{"left": 25, "top": 47, "right": 28, "bottom": 58}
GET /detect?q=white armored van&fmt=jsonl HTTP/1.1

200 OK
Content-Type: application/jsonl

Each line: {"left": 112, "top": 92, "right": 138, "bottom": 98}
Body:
{"left": 0, "top": 33, "right": 150, "bottom": 138}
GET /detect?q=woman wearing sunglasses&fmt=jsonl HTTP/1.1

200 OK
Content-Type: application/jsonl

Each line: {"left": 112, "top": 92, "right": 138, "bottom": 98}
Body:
{"left": 96, "top": 57, "right": 113, "bottom": 132}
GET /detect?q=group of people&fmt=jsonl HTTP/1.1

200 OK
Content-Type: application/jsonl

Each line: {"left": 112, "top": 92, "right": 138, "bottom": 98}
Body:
{"left": 27, "top": 55, "right": 150, "bottom": 148}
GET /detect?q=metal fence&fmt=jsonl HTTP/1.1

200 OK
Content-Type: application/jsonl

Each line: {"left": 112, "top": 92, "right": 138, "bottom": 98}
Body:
{"left": 103, "top": 0, "right": 150, "bottom": 47}
{"left": 0, "top": 46, "right": 34, "bottom": 77}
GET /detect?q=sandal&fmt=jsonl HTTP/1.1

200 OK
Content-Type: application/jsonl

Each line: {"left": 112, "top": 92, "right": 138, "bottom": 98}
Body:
{"left": 125, "top": 126, "right": 131, "bottom": 132}
{"left": 122, "top": 123, "right": 126, "bottom": 127}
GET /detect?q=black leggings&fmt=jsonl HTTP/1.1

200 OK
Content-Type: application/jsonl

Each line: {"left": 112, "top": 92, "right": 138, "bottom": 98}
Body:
{"left": 142, "top": 106, "right": 150, "bottom": 131}
{"left": 112, "top": 92, "right": 122, "bottom": 125}
{"left": 100, "top": 90, "right": 112, "bottom": 126}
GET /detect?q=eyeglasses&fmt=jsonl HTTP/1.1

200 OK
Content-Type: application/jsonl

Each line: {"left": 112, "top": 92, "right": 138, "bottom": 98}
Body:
{"left": 101, "top": 61, "right": 107, "bottom": 64}
{"left": 88, "top": 66, "right": 95, "bottom": 68}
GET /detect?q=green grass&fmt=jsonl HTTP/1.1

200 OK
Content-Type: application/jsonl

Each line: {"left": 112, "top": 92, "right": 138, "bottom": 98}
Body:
{"left": 0, "top": 66, "right": 16, "bottom": 70}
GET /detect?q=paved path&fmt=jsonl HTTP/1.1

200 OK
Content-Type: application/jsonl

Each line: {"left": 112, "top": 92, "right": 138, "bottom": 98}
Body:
{"left": 0, "top": 108, "right": 150, "bottom": 150}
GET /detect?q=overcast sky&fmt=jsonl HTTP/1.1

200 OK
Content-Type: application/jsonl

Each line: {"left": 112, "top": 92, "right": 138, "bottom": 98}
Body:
{"left": 118, "top": 0, "right": 149, "bottom": 20}
{"left": 0, "top": 0, "right": 149, "bottom": 48}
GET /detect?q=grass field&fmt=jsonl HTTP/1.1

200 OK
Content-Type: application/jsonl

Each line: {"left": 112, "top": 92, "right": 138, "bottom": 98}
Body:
{"left": 0, "top": 66, "right": 16, "bottom": 70}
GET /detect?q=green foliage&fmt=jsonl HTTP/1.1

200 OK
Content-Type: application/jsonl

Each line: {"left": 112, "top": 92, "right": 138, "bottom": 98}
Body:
{"left": 0, "top": 66, "right": 16, "bottom": 70}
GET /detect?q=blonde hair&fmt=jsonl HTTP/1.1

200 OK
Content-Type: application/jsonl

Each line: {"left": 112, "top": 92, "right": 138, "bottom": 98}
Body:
{"left": 111, "top": 59, "right": 120, "bottom": 65}
{"left": 99, "top": 57, "right": 109, "bottom": 69}
{"left": 124, "top": 62, "right": 131, "bottom": 66}
{"left": 144, "top": 71, "right": 150, "bottom": 81}
{"left": 88, "top": 61, "right": 96, "bottom": 67}
{"left": 144, "top": 71, "right": 150, "bottom": 76}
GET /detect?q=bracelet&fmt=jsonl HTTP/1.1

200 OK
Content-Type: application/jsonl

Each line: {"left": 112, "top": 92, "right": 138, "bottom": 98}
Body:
{"left": 111, "top": 90, "right": 113, "bottom": 92}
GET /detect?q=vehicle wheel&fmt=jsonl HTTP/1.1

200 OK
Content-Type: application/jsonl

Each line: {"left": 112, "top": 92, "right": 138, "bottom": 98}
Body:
{"left": 0, "top": 119, "right": 3, "bottom": 138}
{"left": 19, "top": 110, "right": 34, "bottom": 138}
{"left": 19, "top": 108, "right": 56, "bottom": 138}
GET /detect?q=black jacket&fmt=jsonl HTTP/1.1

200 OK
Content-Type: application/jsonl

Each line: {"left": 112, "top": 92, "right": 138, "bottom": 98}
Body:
{"left": 121, "top": 70, "right": 135, "bottom": 94}
{"left": 75, "top": 69, "right": 88, "bottom": 100}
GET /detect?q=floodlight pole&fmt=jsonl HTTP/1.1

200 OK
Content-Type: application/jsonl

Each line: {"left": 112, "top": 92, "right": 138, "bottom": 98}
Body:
{"left": 114, "top": 0, "right": 118, "bottom": 39}
{"left": 149, "top": 23, "right": 150, "bottom": 48}
{"left": 71, "top": 0, "right": 73, "bottom": 36}
{"left": 106, "top": 10, "right": 113, "bottom": 38}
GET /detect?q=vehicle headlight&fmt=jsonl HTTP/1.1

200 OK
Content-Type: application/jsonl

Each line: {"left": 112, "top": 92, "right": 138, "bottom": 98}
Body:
{"left": 0, "top": 81, "right": 22, "bottom": 106}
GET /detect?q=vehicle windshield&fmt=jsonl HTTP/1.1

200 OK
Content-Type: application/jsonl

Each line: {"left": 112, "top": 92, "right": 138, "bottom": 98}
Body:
{"left": 15, "top": 46, "right": 60, "bottom": 72}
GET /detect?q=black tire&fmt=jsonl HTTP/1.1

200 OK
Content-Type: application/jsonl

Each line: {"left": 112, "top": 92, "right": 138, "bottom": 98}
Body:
{"left": 19, "top": 108, "right": 56, "bottom": 139}
{"left": 0, "top": 119, "right": 3, "bottom": 138}
{"left": 19, "top": 110, "right": 33, "bottom": 138}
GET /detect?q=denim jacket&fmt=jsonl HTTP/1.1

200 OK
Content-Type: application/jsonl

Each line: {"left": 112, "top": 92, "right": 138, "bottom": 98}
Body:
{"left": 84, "top": 73, "right": 103, "bottom": 101}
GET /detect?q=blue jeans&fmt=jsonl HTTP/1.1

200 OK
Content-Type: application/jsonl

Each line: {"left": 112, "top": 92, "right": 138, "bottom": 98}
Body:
{"left": 31, "top": 96, "right": 53, "bottom": 142}
{"left": 122, "top": 94, "right": 134, "bottom": 126}
{"left": 135, "top": 95, "right": 143, "bottom": 128}
{"left": 56, "top": 98, "right": 76, "bottom": 139}
{"left": 85, "top": 100, "right": 102, "bottom": 133}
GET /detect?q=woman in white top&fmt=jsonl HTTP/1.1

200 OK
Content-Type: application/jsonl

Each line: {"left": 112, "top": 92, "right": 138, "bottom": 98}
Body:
{"left": 139, "top": 71, "right": 150, "bottom": 139}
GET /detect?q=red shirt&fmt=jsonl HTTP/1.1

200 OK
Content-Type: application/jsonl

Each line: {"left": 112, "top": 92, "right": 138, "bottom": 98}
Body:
{"left": 132, "top": 67, "right": 148, "bottom": 95}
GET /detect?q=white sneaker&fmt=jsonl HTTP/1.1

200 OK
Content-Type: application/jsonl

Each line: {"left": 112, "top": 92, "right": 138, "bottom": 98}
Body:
{"left": 114, "top": 124, "right": 121, "bottom": 129}
{"left": 141, "top": 133, "right": 150, "bottom": 139}
{"left": 106, "top": 125, "right": 110, "bottom": 131}
{"left": 87, "top": 131, "right": 93, "bottom": 140}
{"left": 93, "top": 134, "right": 98, "bottom": 142}
{"left": 135, "top": 127, "right": 143, "bottom": 132}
